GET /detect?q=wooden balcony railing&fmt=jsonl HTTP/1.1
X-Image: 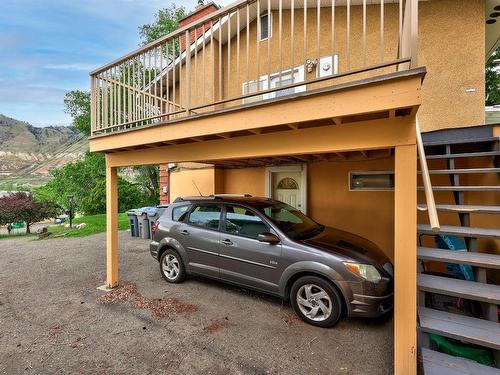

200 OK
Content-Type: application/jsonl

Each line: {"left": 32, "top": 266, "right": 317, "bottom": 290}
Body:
{"left": 90, "top": 0, "right": 419, "bottom": 136}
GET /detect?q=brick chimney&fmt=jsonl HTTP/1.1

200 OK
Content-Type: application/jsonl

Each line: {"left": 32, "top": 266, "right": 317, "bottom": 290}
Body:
{"left": 179, "top": 1, "right": 220, "bottom": 51}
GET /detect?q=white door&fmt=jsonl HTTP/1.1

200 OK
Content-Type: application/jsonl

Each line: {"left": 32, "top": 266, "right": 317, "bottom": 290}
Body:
{"left": 271, "top": 171, "right": 303, "bottom": 211}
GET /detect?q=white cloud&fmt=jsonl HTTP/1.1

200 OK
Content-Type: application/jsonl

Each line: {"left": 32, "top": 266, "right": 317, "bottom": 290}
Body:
{"left": 44, "top": 63, "right": 96, "bottom": 71}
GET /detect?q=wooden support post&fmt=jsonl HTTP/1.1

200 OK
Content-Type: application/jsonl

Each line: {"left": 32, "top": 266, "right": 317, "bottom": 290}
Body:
{"left": 394, "top": 143, "right": 417, "bottom": 375}
{"left": 106, "top": 156, "right": 119, "bottom": 288}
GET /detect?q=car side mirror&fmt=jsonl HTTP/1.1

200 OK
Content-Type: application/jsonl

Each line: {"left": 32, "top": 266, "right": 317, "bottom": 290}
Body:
{"left": 258, "top": 232, "right": 280, "bottom": 245}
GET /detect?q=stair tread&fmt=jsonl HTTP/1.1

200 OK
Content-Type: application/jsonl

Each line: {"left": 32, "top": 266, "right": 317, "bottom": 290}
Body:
{"left": 421, "top": 348, "right": 499, "bottom": 375}
{"left": 418, "top": 247, "right": 500, "bottom": 269}
{"left": 417, "top": 224, "right": 500, "bottom": 239}
{"left": 418, "top": 186, "right": 500, "bottom": 191}
{"left": 418, "top": 274, "right": 500, "bottom": 304}
{"left": 418, "top": 307, "right": 500, "bottom": 350}
{"left": 417, "top": 204, "right": 500, "bottom": 214}
{"left": 419, "top": 168, "right": 500, "bottom": 174}
{"left": 423, "top": 136, "right": 499, "bottom": 146}
{"left": 424, "top": 151, "right": 500, "bottom": 160}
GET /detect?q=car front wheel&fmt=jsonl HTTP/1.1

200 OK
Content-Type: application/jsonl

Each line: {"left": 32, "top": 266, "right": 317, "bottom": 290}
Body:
{"left": 290, "top": 276, "right": 343, "bottom": 328}
{"left": 160, "top": 249, "right": 185, "bottom": 283}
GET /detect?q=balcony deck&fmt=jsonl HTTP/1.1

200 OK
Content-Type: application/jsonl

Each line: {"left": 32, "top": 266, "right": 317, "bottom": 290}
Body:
{"left": 90, "top": 67, "right": 424, "bottom": 154}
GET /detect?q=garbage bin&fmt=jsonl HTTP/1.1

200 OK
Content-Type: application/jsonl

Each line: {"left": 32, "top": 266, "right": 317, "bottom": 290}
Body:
{"left": 127, "top": 209, "right": 138, "bottom": 237}
{"left": 136, "top": 207, "right": 156, "bottom": 239}
{"left": 147, "top": 207, "right": 161, "bottom": 239}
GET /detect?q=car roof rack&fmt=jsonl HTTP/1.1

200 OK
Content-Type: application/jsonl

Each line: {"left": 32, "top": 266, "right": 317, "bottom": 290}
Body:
{"left": 173, "top": 194, "right": 253, "bottom": 203}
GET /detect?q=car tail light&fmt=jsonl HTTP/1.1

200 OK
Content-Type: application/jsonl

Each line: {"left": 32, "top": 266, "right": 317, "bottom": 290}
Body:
{"left": 151, "top": 220, "right": 160, "bottom": 236}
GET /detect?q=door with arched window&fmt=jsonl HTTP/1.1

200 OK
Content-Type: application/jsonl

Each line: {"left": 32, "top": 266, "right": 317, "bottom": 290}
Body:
{"left": 271, "top": 171, "right": 303, "bottom": 212}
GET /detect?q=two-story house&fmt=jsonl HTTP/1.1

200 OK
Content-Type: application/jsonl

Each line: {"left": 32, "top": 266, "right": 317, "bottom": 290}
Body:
{"left": 89, "top": 0, "right": 500, "bottom": 373}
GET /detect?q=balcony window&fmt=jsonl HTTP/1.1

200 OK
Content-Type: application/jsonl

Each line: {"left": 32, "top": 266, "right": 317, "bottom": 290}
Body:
{"left": 349, "top": 171, "right": 395, "bottom": 191}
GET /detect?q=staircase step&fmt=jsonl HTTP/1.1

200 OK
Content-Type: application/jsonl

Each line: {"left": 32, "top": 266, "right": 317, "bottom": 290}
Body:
{"left": 417, "top": 204, "right": 500, "bottom": 214}
{"left": 419, "top": 168, "right": 500, "bottom": 174}
{"left": 418, "top": 274, "right": 500, "bottom": 304}
{"left": 423, "top": 136, "right": 499, "bottom": 147}
{"left": 424, "top": 151, "right": 500, "bottom": 160}
{"left": 418, "top": 186, "right": 500, "bottom": 192}
{"left": 421, "top": 348, "right": 499, "bottom": 375}
{"left": 417, "top": 224, "right": 500, "bottom": 239}
{"left": 418, "top": 247, "right": 500, "bottom": 269}
{"left": 418, "top": 307, "right": 500, "bottom": 350}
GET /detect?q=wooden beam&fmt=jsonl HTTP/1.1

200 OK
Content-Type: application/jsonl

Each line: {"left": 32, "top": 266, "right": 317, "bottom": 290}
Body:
{"left": 216, "top": 133, "right": 232, "bottom": 139}
{"left": 248, "top": 129, "right": 263, "bottom": 135}
{"left": 394, "top": 143, "right": 417, "bottom": 375}
{"left": 287, "top": 123, "right": 300, "bottom": 130}
{"left": 359, "top": 150, "right": 368, "bottom": 158}
{"left": 105, "top": 118, "right": 416, "bottom": 167}
{"left": 389, "top": 109, "right": 396, "bottom": 118}
{"left": 105, "top": 158, "right": 119, "bottom": 289}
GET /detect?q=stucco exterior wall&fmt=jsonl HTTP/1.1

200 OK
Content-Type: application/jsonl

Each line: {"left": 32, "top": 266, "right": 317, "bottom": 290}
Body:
{"left": 169, "top": 167, "right": 216, "bottom": 200}
{"left": 417, "top": 0, "right": 485, "bottom": 131}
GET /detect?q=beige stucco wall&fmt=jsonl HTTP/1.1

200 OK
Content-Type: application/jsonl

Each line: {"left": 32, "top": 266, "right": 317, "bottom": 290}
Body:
{"left": 417, "top": 0, "right": 485, "bottom": 131}
{"left": 169, "top": 166, "right": 216, "bottom": 200}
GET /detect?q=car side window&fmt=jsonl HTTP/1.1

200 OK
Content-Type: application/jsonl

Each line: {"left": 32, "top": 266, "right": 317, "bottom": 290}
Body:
{"left": 172, "top": 205, "right": 190, "bottom": 221}
{"left": 224, "top": 205, "right": 269, "bottom": 239}
{"left": 187, "top": 205, "right": 222, "bottom": 230}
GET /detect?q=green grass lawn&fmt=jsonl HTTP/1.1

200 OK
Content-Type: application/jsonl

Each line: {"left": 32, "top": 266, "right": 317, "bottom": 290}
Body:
{"left": 0, "top": 232, "right": 36, "bottom": 239}
{"left": 46, "top": 213, "right": 129, "bottom": 239}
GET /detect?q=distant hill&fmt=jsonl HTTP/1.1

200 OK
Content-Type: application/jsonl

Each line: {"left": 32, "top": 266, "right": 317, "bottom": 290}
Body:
{"left": 0, "top": 114, "right": 88, "bottom": 187}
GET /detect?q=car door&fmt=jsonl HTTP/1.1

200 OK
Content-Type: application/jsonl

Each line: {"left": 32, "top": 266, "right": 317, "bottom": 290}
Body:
{"left": 176, "top": 203, "right": 222, "bottom": 279}
{"left": 218, "top": 204, "right": 282, "bottom": 294}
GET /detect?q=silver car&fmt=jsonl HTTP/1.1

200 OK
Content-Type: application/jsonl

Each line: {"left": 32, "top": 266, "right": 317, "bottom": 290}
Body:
{"left": 150, "top": 195, "right": 393, "bottom": 327}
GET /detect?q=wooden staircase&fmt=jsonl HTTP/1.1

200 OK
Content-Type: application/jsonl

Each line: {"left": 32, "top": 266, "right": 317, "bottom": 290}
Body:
{"left": 417, "top": 131, "right": 500, "bottom": 374}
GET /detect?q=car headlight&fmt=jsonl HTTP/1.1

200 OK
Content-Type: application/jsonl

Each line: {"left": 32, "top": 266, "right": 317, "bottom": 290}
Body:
{"left": 343, "top": 262, "right": 381, "bottom": 282}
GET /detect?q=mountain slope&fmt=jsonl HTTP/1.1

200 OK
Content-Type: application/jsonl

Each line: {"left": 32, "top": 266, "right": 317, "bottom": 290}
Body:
{"left": 0, "top": 115, "right": 88, "bottom": 186}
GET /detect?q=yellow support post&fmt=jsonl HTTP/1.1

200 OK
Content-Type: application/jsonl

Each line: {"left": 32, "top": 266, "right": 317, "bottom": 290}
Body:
{"left": 106, "top": 156, "right": 119, "bottom": 288}
{"left": 394, "top": 143, "right": 417, "bottom": 375}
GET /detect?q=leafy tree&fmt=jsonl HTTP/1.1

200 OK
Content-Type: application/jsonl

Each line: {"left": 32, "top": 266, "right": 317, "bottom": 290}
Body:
{"left": 64, "top": 90, "right": 91, "bottom": 135}
{"left": 0, "top": 192, "right": 60, "bottom": 233}
{"left": 138, "top": 5, "right": 186, "bottom": 46}
{"left": 81, "top": 178, "right": 145, "bottom": 215}
{"left": 133, "top": 165, "right": 160, "bottom": 206}
{"left": 486, "top": 46, "right": 500, "bottom": 106}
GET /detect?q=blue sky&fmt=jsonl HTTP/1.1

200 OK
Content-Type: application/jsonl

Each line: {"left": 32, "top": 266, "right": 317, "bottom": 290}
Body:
{"left": 0, "top": 0, "right": 230, "bottom": 127}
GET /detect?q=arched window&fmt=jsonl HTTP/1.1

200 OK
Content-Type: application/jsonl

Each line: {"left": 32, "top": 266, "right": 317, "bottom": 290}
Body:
{"left": 276, "top": 177, "right": 299, "bottom": 190}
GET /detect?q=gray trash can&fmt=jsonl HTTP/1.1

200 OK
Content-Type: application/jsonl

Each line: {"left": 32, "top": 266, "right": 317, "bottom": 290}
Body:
{"left": 147, "top": 207, "right": 161, "bottom": 239}
{"left": 127, "top": 209, "right": 138, "bottom": 237}
{"left": 136, "top": 207, "right": 156, "bottom": 239}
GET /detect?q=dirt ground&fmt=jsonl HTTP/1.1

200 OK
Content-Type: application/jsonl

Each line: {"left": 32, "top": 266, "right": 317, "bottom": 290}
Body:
{"left": 0, "top": 231, "right": 393, "bottom": 375}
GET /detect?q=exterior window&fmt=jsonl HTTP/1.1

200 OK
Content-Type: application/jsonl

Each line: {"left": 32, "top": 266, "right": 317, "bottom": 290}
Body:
{"left": 349, "top": 171, "right": 394, "bottom": 191}
{"left": 172, "top": 205, "right": 190, "bottom": 221}
{"left": 224, "top": 205, "right": 269, "bottom": 239}
{"left": 188, "top": 205, "right": 222, "bottom": 230}
{"left": 260, "top": 13, "right": 272, "bottom": 40}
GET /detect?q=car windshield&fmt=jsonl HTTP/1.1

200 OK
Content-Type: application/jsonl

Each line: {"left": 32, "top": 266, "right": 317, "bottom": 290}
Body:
{"left": 257, "top": 202, "right": 324, "bottom": 240}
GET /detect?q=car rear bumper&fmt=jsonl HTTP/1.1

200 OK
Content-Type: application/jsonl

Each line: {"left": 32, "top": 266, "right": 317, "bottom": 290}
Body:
{"left": 348, "top": 292, "right": 393, "bottom": 318}
{"left": 150, "top": 241, "right": 160, "bottom": 261}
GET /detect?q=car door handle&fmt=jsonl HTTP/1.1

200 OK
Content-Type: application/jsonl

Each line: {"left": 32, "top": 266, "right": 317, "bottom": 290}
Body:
{"left": 180, "top": 230, "right": 190, "bottom": 236}
{"left": 221, "top": 239, "right": 233, "bottom": 246}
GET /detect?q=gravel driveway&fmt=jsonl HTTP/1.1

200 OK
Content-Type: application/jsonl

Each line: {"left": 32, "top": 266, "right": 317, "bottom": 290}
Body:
{"left": 0, "top": 231, "right": 393, "bottom": 374}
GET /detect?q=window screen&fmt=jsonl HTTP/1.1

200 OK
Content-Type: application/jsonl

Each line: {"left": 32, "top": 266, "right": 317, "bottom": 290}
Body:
{"left": 260, "top": 14, "right": 271, "bottom": 40}
{"left": 349, "top": 172, "right": 394, "bottom": 191}
{"left": 225, "top": 205, "right": 269, "bottom": 239}
{"left": 188, "top": 205, "right": 222, "bottom": 230}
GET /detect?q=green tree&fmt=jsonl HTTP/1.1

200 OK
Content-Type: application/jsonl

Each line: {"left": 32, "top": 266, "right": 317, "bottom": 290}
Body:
{"left": 138, "top": 5, "right": 186, "bottom": 45}
{"left": 64, "top": 90, "right": 91, "bottom": 135}
{"left": 486, "top": 47, "right": 500, "bottom": 106}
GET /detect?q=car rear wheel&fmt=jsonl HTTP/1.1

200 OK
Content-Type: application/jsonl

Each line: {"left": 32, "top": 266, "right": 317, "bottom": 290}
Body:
{"left": 290, "top": 276, "right": 343, "bottom": 327}
{"left": 160, "top": 249, "right": 185, "bottom": 283}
